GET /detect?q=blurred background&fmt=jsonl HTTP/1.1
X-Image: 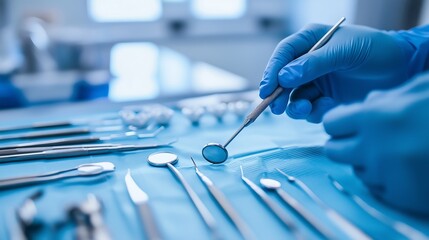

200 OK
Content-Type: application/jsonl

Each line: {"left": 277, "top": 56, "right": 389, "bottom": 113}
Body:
{"left": 0, "top": 0, "right": 428, "bottom": 109}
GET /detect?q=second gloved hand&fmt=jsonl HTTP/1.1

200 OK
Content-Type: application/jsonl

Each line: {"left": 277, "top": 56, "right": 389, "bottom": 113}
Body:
{"left": 260, "top": 24, "right": 415, "bottom": 123}
{"left": 323, "top": 72, "right": 429, "bottom": 216}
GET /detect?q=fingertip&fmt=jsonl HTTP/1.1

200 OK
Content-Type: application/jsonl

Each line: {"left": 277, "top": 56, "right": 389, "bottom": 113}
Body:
{"left": 270, "top": 91, "right": 290, "bottom": 115}
{"left": 271, "top": 105, "right": 284, "bottom": 115}
{"left": 323, "top": 105, "right": 344, "bottom": 123}
{"left": 286, "top": 99, "right": 312, "bottom": 119}
{"left": 259, "top": 77, "right": 277, "bottom": 99}
{"left": 307, "top": 116, "right": 322, "bottom": 124}
{"left": 322, "top": 103, "right": 362, "bottom": 138}
{"left": 325, "top": 138, "right": 336, "bottom": 161}
{"left": 324, "top": 138, "right": 361, "bottom": 166}
{"left": 306, "top": 97, "right": 336, "bottom": 123}
{"left": 270, "top": 103, "right": 284, "bottom": 115}
{"left": 259, "top": 86, "right": 268, "bottom": 99}
{"left": 324, "top": 139, "right": 341, "bottom": 162}
{"left": 270, "top": 102, "right": 283, "bottom": 115}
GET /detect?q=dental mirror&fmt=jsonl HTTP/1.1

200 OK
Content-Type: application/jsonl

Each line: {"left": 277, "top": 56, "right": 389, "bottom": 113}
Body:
{"left": 147, "top": 152, "right": 178, "bottom": 167}
{"left": 202, "top": 143, "right": 228, "bottom": 164}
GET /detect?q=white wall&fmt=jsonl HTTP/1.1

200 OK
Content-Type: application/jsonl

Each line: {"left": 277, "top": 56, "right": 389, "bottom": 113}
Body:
{"left": 420, "top": 0, "right": 429, "bottom": 25}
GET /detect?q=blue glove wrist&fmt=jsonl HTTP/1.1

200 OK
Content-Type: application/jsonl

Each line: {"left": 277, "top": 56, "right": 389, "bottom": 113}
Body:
{"left": 260, "top": 24, "right": 421, "bottom": 123}
{"left": 323, "top": 72, "right": 429, "bottom": 216}
{"left": 390, "top": 25, "right": 429, "bottom": 77}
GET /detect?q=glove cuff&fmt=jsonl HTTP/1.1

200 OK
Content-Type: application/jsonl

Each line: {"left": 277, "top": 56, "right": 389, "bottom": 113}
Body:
{"left": 389, "top": 25, "right": 429, "bottom": 78}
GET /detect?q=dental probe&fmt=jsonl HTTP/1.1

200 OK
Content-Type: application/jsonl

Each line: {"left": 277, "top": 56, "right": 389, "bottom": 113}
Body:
{"left": 202, "top": 17, "right": 346, "bottom": 164}
{"left": 225, "top": 17, "right": 346, "bottom": 147}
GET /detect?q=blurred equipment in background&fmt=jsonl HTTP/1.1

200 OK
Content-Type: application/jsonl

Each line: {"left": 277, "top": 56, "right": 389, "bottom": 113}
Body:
{"left": 0, "top": 0, "right": 25, "bottom": 109}
{"left": 354, "top": 0, "right": 424, "bottom": 30}
{"left": 13, "top": 15, "right": 110, "bottom": 107}
{"left": 19, "top": 17, "right": 56, "bottom": 73}
{"left": 0, "top": 0, "right": 288, "bottom": 109}
{"left": 0, "top": 0, "right": 427, "bottom": 110}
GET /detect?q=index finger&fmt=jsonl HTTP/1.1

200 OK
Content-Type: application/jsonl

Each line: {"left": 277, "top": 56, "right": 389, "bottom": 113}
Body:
{"left": 323, "top": 103, "right": 362, "bottom": 138}
{"left": 260, "top": 24, "right": 331, "bottom": 99}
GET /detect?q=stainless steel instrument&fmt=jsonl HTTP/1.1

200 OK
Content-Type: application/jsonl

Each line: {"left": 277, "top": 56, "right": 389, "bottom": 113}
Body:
{"left": 125, "top": 169, "right": 162, "bottom": 240}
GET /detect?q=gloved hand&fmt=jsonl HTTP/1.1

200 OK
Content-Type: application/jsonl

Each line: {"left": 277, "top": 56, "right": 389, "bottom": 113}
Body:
{"left": 323, "top": 72, "right": 429, "bottom": 216}
{"left": 259, "top": 24, "right": 415, "bottom": 123}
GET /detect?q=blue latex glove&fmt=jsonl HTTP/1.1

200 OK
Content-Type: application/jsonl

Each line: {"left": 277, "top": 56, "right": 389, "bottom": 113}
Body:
{"left": 259, "top": 24, "right": 429, "bottom": 123}
{"left": 323, "top": 72, "right": 429, "bottom": 216}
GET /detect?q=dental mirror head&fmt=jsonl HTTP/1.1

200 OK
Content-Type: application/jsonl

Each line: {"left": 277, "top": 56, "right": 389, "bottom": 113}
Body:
{"left": 148, "top": 152, "right": 178, "bottom": 167}
{"left": 260, "top": 178, "right": 281, "bottom": 190}
{"left": 202, "top": 143, "right": 228, "bottom": 164}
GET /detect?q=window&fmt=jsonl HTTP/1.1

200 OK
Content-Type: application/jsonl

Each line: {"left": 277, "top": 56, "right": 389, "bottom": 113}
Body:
{"left": 191, "top": 0, "right": 247, "bottom": 19}
{"left": 109, "top": 43, "right": 248, "bottom": 101}
{"left": 88, "top": 0, "right": 162, "bottom": 22}
{"left": 109, "top": 43, "right": 160, "bottom": 101}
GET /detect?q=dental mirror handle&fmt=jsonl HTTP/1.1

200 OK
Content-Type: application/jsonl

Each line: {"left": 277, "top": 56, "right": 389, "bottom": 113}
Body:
{"left": 223, "top": 87, "right": 284, "bottom": 148}
{"left": 138, "top": 202, "right": 162, "bottom": 240}
{"left": 246, "top": 87, "right": 284, "bottom": 125}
